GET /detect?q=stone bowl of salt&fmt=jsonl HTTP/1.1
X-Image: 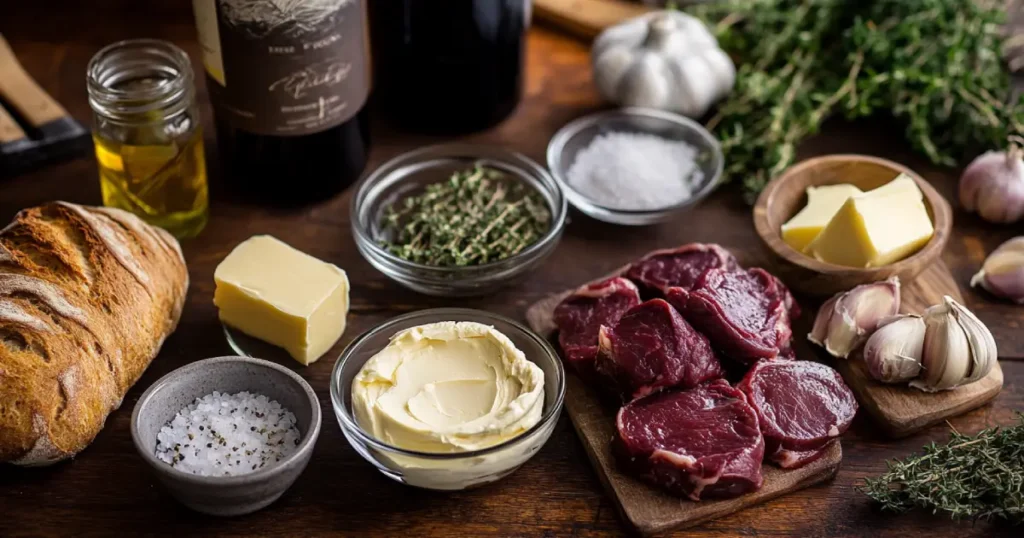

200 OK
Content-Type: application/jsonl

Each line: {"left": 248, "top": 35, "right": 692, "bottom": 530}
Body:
{"left": 547, "top": 107, "right": 723, "bottom": 225}
{"left": 131, "top": 356, "right": 321, "bottom": 516}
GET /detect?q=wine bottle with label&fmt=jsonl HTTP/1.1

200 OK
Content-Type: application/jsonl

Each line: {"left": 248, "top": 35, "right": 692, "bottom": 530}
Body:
{"left": 192, "top": 0, "right": 370, "bottom": 204}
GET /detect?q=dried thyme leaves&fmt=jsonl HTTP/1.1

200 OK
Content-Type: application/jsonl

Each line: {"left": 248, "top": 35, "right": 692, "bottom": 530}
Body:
{"left": 860, "top": 415, "right": 1024, "bottom": 524}
{"left": 379, "top": 165, "right": 551, "bottom": 267}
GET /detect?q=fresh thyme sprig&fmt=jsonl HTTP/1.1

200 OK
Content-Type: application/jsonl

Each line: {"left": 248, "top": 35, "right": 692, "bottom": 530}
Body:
{"left": 379, "top": 164, "right": 551, "bottom": 267}
{"left": 860, "top": 414, "right": 1024, "bottom": 524}
{"left": 689, "top": 0, "right": 1024, "bottom": 203}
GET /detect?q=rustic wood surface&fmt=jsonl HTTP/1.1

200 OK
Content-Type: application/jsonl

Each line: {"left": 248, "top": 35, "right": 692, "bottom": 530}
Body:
{"left": 525, "top": 292, "right": 842, "bottom": 536}
{"left": 1, "top": 3, "right": 1023, "bottom": 537}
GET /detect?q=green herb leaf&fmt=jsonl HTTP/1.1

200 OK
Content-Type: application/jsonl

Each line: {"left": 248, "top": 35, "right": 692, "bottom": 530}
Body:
{"left": 689, "top": 0, "right": 1024, "bottom": 203}
{"left": 379, "top": 165, "right": 551, "bottom": 267}
{"left": 859, "top": 414, "right": 1024, "bottom": 524}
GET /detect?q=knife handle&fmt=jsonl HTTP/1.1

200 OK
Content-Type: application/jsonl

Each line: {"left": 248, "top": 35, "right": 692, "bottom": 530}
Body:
{"left": 534, "top": 0, "right": 653, "bottom": 40}
{"left": 0, "top": 34, "right": 68, "bottom": 128}
{"left": 0, "top": 105, "right": 27, "bottom": 144}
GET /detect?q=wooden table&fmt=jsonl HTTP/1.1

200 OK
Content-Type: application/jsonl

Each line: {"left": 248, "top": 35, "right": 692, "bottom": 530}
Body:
{"left": 1, "top": 4, "right": 1021, "bottom": 537}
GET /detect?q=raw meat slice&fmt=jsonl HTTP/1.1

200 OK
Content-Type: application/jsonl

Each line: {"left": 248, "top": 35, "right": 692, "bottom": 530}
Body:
{"left": 667, "top": 267, "right": 793, "bottom": 364}
{"left": 553, "top": 277, "right": 641, "bottom": 375}
{"left": 770, "top": 274, "right": 801, "bottom": 320}
{"left": 769, "top": 439, "right": 837, "bottom": 469}
{"left": 625, "top": 243, "right": 740, "bottom": 294}
{"left": 738, "top": 360, "right": 857, "bottom": 469}
{"left": 615, "top": 379, "right": 765, "bottom": 501}
{"left": 595, "top": 299, "right": 724, "bottom": 399}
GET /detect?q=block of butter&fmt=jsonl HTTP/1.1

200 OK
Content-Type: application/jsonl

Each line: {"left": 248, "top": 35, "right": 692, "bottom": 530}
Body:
{"left": 214, "top": 235, "right": 350, "bottom": 365}
{"left": 806, "top": 174, "right": 934, "bottom": 268}
{"left": 781, "top": 183, "right": 863, "bottom": 251}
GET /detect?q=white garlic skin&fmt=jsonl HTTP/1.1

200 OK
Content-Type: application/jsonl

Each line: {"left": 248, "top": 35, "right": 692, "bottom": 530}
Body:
{"left": 959, "top": 150, "right": 1024, "bottom": 224}
{"left": 863, "top": 315, "right": 925, "bottom": 383}
{"left": 910, "top": 296, "right": 997, "bottom": 392}
{"left": 807, "top": 277, "right": 900, "bottom": 359}
{"left": 971, "top": 236, "right": 1024, "bottom": 303}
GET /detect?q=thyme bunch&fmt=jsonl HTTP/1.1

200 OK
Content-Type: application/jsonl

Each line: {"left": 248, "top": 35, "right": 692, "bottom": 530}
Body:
{"left": 860, "top": 415, "right": 1024, "bottom": 524}
{"left": 379, "top": 165, "right": 551, "bottom": 267}
{"left": 690, "top": 0, "right": 1024, "bottom": 203}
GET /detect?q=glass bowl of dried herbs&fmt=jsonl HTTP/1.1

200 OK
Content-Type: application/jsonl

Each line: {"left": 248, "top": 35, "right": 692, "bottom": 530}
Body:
{"left": 351, "top": 144, "right": 567, "bottom": 296}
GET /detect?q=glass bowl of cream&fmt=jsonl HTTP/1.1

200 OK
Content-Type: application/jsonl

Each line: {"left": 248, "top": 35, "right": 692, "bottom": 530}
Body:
{"left": 330, "top": 308, "right": 566, "bottom": 491}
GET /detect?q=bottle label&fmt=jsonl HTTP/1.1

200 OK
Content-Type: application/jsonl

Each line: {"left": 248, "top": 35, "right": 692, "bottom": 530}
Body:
{"left": 192, "top": 0, "right": 368, "bottom": 136}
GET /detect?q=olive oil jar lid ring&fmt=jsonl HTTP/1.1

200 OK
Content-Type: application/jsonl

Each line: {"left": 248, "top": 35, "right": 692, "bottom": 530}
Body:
{"left": 87, "top": 39, "right": 195, "bottom": 123}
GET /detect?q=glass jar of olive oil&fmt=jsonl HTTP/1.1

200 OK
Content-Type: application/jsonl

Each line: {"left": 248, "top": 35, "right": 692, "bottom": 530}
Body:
{"left": 87, "top": 39, "right": 208, "bottom": 238}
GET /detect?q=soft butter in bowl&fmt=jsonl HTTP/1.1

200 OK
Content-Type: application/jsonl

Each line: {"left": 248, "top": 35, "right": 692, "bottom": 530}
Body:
{"left": 331, "top": 309, "right": 566, "bottom": 491}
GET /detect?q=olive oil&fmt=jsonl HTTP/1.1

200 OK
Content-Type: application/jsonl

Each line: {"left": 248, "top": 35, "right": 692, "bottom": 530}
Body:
{"left": 87, "top": 40, "right": 209, "bottom": 238}
{"left": 94, "top": 127, "right": 208, "bottom": 238}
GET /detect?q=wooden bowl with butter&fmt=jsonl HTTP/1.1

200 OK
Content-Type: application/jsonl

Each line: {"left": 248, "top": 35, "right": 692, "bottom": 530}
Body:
{"left": 753, "top": 154, "right": 953, "bottom": 297}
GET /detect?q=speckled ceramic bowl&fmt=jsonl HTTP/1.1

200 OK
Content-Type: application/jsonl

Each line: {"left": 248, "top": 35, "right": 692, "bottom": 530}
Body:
{"left": 131, "top": 356, "right": 321, "bottom": 517}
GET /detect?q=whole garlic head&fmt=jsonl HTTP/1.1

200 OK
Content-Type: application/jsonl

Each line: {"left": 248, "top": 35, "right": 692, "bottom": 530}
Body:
{"left": 591, "top": 11, "right": 736, "bottom": 118}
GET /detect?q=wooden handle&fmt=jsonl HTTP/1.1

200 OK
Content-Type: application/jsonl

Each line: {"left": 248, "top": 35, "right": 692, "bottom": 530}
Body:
{"left": 0, "top": 34, "right": 68, "bottom": 127}
{"left": 0, "top": 104, "right": 27, "bottom": 144}
{"left": 534, "top": 0, "right": 653, "bottom": 40}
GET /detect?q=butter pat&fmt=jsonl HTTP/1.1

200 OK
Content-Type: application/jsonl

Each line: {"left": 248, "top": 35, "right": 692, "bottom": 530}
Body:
{"left": 806, "top": 175, "right": 934, "bottom": 268}
{"left": 214, "top": 235, "right": 349, "bottom": 365}
{"left": 781, "top": 183, "right": 863, "bottom": 251}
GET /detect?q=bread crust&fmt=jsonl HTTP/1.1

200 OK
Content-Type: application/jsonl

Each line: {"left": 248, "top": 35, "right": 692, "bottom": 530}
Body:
{"left": 0, "top": 202, "right": 187, "bottom": 465}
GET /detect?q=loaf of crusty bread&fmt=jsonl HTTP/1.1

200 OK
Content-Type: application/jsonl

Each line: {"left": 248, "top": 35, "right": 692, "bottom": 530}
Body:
{"left": 0, "top": 202, "right": 188, "bottom": 465}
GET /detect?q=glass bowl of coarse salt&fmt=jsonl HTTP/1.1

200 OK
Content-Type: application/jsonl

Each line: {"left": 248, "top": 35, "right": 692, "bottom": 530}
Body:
{"left": 131, "top": 356, "right": 321, "bottom": 516}
{"left": 547, "top": 107, "right": 724, "bottom": 226}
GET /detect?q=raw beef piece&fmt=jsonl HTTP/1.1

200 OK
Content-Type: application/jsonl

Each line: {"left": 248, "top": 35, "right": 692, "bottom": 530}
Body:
{"left": 553, "top": 277, "right": 641, "bottom": 375}
{"left": 770, "top": 275, "right": 801, "bottom": 320}
{"left": 738, "top": 359, "right": 857, "bottom": 469}
{"left": 594, "top": 299, "right": 724, "bottom": 399}
{"left": 615, "top": 379, "right": 765, "bottom": 501}
{"left": 667, "top": 267, "right": 793, "bottom": 364}
{"left": 625, "top": 243, "right": 740, "bottom": 294}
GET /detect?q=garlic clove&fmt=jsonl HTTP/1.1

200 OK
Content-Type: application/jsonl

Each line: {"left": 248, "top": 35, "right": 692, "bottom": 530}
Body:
{"left": 971, "top": 236, "right": 1024, "bottom": 304}
{"left": 863, "top": 314, "right": 925, "bottom": 383}
{"left": 911, "top": 297, "right": 972, "bottom": 392}
{"left": 808, "top": 295, "right": 839, "bottom": 347}
{"left": 808, "top": 277, "right": 901, "bottom": 359}
{"left": 948, "top": 298, "right": 997, "bottom": 385}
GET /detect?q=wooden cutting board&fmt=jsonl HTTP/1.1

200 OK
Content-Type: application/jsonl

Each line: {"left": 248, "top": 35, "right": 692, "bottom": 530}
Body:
{"left": 533, "top": 0, "right": 653, "bottom": 40}
{"left": 525, "top": 292, "right": 842, "bottom": 536}
{"left": 814, "top": 261, "right": 1004, "bottom": 438}
{"left": 524, "top": 258, "right": 1001, "bottom": 533}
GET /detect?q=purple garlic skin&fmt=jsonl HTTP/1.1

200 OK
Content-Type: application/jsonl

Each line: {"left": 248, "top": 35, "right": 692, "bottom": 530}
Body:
{"left": 863, "top": 315, "right": 925, "bottom": 383}
{"left": 959, "top": 149, "right": 1024, "bottom": 224}
{"left": 808, "top": 277, "right": 901, "bottom": 359}
{"left": 971, "top": 236, "right": 1024, "bottom": 304}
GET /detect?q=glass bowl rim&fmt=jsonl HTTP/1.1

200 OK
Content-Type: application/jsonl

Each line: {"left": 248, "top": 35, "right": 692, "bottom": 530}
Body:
{"left": 350, "top": 143, "right": 568, "bottom": 275}
{"left": 330, "top": 308, "right": 567, "bottom": 460}
{"left": 546, "top": 106, "right": 725, "bottom": 216}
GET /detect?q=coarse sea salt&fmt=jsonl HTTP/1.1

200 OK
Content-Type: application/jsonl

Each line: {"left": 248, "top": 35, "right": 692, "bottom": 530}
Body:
{"left": 155, "top": 391, "right": 301, "bottom": 477}
{"left": 565, "top": 132, "right": 704, "bottom": 211}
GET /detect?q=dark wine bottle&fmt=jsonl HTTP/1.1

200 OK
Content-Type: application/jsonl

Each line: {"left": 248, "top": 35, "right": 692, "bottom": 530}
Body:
{"left": 368, "top": 0, "right": 529, "bottom": 134}
{"left": 192, "top": 0, "right": 371, "bottom": 204}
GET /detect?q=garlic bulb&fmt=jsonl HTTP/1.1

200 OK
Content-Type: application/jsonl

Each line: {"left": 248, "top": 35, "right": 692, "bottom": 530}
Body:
{"left": 863, "top": 315, "right": 925, "bottom": 383}
{"left": 910, "top": 296, "right": 998, "bottom": 392}
{"left": 959, "top": 145, "right": 1024, "bottom": 224}
{"left": 591, "top": 11, "right": 736, "bottom": 118}
{"left": 971, "top": 236, "right": 1024, "bottom": 303}
{"left": 808, "top": 277, "right": 901, "bottom": 359}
